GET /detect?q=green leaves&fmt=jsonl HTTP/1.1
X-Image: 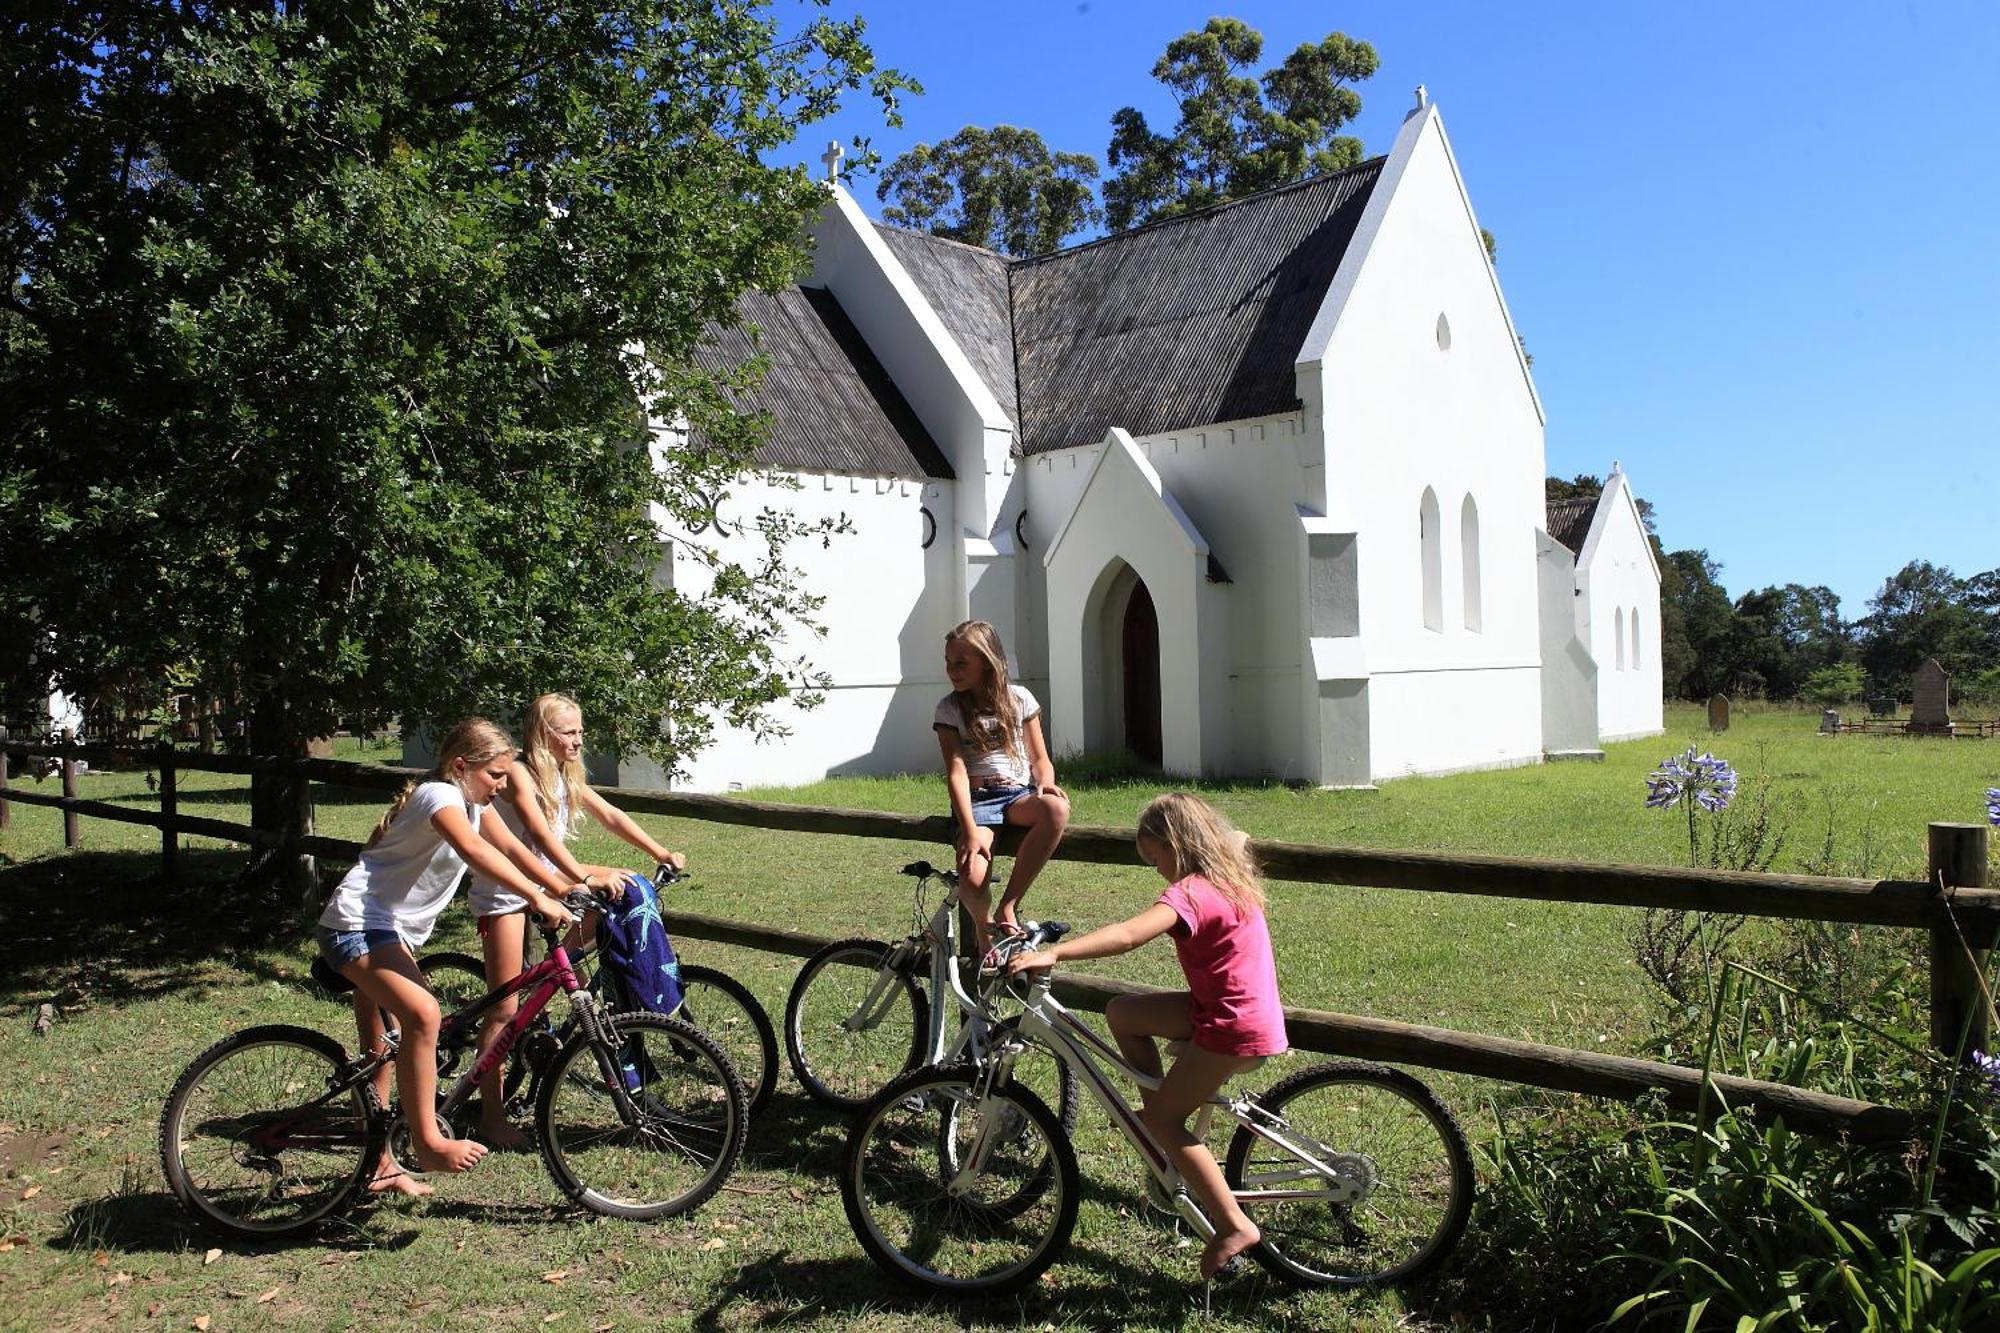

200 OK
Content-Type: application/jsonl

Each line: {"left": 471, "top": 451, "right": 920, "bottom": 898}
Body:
{"left": 877, "top": 125, "right": 1101, "bottom": 257}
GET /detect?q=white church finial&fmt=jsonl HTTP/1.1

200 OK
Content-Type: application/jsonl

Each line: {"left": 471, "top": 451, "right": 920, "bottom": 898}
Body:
{"left": 1413, "top": 84, "right": 1428, "bottom": 110}
{"left": 820, "top": 140, "right": 845, "bottom": 184}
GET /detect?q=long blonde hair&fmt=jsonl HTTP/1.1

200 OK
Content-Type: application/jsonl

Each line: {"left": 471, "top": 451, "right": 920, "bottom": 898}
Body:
{"left": 1136, "top": 793, "right": 1266, "bottom": 914}
{"left": 946, "top": 620, "right": 1021, "bottom": 758}
{"left": 369, "top": 717, "right": 515, "bottom": 847}
{"left": 521, "top": 692, "right": 591, "bottom": 836}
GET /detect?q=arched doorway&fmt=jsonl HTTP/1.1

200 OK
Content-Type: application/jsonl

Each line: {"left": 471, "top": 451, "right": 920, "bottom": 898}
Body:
{"left": 1121, "top": 579, "right": 1162, "bottom": 766}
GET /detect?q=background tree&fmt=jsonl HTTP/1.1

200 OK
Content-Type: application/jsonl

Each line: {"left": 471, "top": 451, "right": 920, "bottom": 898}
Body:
{"left": 1856, "top": 561, "right": 1993, "bottom": 693}
{"left": 0, "top": 1, "right": 912, "bottom": 835}
{"left": 877, "top": 125, "right": 1100, "bottom": 257}
{"left": 1104, "top": 18, "right": 1378, "bottom": 231}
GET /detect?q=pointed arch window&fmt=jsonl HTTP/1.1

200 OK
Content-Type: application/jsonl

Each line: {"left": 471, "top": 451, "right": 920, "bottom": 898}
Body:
{"left": 1630, "top": 608, "right": 1642, "bottom": 669}
{"left": 1419, "top": 488, "right": 1442, "bottom": 632}
{"left": 1614, "top": 607, "right": 1627, "bottom": 670}
{"left": 1459, "top": 494, "right": 1482, "bottom": 633}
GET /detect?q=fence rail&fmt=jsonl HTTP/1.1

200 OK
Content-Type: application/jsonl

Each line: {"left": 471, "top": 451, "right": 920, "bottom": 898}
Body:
{"left": 4, "top": 740, "right": 1993, "bottom": 1145}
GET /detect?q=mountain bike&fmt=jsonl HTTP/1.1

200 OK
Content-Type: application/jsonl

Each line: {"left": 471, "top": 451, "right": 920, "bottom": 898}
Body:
{"left": 421, "top": 865, "right": 778, "bottom": 1118}
{"left": 161, "top": 893, "right": 747, "bottom": 1238}
{"left": 783, "top": 860, "right": 1076, "bottom": 1127}
{"left": 839, "top": 923, "right": 1474, "bottom": 1295}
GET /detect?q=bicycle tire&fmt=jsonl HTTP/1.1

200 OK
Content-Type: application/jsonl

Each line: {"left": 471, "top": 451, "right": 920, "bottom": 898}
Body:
{"left": 677, "top": 964, "right": 778, "bottom": 1119}
{"left": 159, "top": 1025, "right": 383, "bottom": 1239}
{"left": 842, "top": 1064, "right": 1078, "bottom": 1296}
{"left": 784, "top": 938, "right": 928, "bottom": 1110}
{"left": 931, "top": 1016, "right": 1080, "bottom": 1223}
{"left": 1222, "top": 1060, "right": 1473, "bottom": 1288}
{"left": 535, "top": 1009, "right": 746, "bottom": 1220}
{"left": 417, "top": 951, "right": 535, "bottom": 1107}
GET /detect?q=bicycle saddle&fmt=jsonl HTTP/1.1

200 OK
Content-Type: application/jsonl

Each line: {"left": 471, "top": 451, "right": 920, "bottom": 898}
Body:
{"left": 310, "top": 954, "right": 356, "bottom": 997}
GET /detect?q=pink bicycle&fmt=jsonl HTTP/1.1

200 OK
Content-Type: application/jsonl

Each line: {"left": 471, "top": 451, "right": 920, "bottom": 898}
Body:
{"left": 160, "top": 894, "right": 746, "bottom": 1238}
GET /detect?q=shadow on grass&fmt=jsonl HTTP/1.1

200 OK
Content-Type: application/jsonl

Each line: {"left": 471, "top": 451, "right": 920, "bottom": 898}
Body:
{"left": 0, "top": 848, "right": 318, "bottom": 1006}
{"left": 51, "top": 1188, "right": 422, "bottom": 1259}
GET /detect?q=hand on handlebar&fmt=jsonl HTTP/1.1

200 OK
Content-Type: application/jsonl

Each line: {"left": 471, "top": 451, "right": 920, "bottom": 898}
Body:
{"left": 1005, "top": 948, "right": 1058, "bottom": 978}
{"left": 534, "top": 894, "right": 577, "bottom": 932}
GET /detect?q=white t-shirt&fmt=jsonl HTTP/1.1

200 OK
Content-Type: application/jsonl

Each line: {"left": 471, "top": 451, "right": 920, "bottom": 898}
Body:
{"left": 319, "top": 781, "right": 482, "bottom": 949}
{"left": 934, "top": 685, "right": 1041, "bottom": 788}
{"left": 469, "top": 775, "right": 570, "bottom": 917}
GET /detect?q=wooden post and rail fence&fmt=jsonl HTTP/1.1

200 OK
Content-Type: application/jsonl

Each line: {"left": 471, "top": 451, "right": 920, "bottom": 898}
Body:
{"left": 3, "top": 740, "right": 1994, "bottom": 1146}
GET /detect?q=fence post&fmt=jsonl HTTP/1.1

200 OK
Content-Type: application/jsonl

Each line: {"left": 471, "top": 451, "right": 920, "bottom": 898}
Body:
{"left": 289, "top": 768, "right": 318, "bottom": 912}
{"left": 0, "top": 749, "right": 10, "bottom": 831}
{"left": 159, "top": 746, "right": 179, "bottom": 884}
{"left": 61, "top": 749, "right": 79, "bottom": 848}
{"left": 1928, "top": 822, "right": 1994, "bottom": 1060}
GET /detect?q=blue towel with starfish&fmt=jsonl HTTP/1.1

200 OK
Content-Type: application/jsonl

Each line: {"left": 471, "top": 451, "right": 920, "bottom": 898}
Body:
{"left": 595, "top": 873, "right": 685, "bottom": 1015}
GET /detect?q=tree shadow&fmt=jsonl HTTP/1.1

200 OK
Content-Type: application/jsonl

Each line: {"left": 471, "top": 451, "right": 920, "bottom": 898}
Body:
{"left": 50, "top": 1189, "right": 421, "bottom": 1259}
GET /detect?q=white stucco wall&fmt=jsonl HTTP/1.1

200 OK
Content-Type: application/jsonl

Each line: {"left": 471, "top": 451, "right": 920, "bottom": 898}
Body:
{"left": 1577, "top": 473, "right": 1664, "bottom": 741}
{"left": 631, "top": 464, "right": 961, "bottom": 791}
{"left": 1298, "top": 104, "right": 1549, "bottom": 780}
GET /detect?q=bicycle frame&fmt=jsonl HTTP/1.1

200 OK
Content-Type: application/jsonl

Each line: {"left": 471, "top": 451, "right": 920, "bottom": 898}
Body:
{"left": 841, "top": 869, "right": 1004, "bottom": 1069}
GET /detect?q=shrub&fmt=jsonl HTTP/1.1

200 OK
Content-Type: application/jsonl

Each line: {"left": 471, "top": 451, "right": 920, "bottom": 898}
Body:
{"left": 1801, "top": 662, "right": 1867, "bottom": 707}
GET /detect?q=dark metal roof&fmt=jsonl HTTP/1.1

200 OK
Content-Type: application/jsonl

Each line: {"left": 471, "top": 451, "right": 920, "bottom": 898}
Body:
{"left": 873, "top": 225, "right": 1019, "bottom": 431}
{"left": 1546, "top": 495, "right": 1598, "bottom": 556}
{"left": 1009, "top": 159, "right": 1384, "bottom": 455}
{"left": 692, "top": 286, "right": 953, "bottom": 480}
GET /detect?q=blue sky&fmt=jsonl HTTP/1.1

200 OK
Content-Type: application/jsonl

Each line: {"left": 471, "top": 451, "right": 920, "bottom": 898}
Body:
{"left": 797, "top": 1, "right": 1999, "bottom": 617}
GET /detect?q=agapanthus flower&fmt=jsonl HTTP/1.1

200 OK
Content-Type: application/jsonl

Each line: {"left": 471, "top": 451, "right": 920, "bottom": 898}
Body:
{"left": 1971, "top": 1050, "right": 2000, "bottom": 1103}
{"left": 1987, "top": 788, "right": 2000, "bottom": 828}
{"left": 1644, "top": 746, "right": 1738, "bottom": 813}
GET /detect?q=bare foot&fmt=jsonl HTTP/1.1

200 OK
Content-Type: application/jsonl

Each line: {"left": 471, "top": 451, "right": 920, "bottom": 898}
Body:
{"left": 478, "top": 1121, "right": 531, "bottom": 1151}
{"left": 413, "top": 1136, "right": 488, "bottom": 1174}
{"left": 367, "top": 1163, "right": 435, "bottom": 1197}
{"left": 1200, "top": 1223, "right": 1260, "bottom": 1278}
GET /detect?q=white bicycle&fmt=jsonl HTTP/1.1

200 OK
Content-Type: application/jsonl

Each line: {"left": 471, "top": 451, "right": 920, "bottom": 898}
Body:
{"left": 838, "top": 923, "right": 1475, "bottom": 1295}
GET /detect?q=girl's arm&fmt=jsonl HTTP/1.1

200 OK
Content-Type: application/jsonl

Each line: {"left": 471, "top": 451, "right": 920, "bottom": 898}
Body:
{"left": 574, "top": 784, "right": 682, "bottom": 872}
{"left": 432, "top": 805, "right": 578, "bottom": 928}
{"left": 1008, "top": 904, "right": 1180, "bottom": 974}
{"left": 497, "top": 762, "right": 613, "bottom": 891}
{"left": 1022, "top": 714, "right": 1062, "bottom": 796}
{"left": 937, "top": 728, "right": 978, "bottom": 840}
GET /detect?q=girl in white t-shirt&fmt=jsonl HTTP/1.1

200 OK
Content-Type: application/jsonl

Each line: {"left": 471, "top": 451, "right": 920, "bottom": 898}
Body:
{"left": 316, "top": 717, "right": 584, "bottom": 1193}
{"left": 935, "top": 620, "right": 1070, "bottom": 955}
{"left": 464, "top": 693, "right": 687, "bottom": 1147}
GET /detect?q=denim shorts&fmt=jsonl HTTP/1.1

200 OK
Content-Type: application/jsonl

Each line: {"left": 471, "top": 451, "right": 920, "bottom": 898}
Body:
{"left": 315, "top": 925, "right": 407, "bottom": 971}
{"left": 968, "top": 783, "right": 1032, "bottom": 827}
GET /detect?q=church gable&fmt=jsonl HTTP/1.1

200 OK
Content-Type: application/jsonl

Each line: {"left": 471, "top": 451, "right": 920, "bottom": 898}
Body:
{"left": 873, "top": 225, "right": 1019, "bottom": 434}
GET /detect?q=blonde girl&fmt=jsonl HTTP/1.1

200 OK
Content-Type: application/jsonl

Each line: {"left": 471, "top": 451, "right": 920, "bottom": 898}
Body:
{"left": 316, "top": 718, "right": 582, "bottom": 1193}
{"left": 465, "top": 693, "right": 687, "bottom": 1147}
{"left": 935, "top": 620, "right": 1070, "bottom": 952}
{"left": 1008, "top": 793, "right": 1286, "bottom": 1277}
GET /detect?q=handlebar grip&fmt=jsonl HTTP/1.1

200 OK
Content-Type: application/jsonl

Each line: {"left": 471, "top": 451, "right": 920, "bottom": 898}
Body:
{"left": 901, "top": 860, "right": 937, "bottom": 878}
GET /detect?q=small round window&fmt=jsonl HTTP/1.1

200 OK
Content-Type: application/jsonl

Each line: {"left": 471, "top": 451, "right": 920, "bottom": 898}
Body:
{"left": 1435, "top": 312, "right": 1452, "bottom": 351}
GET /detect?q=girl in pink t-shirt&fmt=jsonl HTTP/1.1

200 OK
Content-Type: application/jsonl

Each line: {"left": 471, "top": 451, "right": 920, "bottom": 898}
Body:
{"left": 1009, "top": 792, "right": 1285, "bottom": 1277}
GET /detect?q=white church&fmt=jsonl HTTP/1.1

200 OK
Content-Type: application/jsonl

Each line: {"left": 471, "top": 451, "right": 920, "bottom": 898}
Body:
{"left": 635, "top": 96, "right": 1663, "bottom": 792}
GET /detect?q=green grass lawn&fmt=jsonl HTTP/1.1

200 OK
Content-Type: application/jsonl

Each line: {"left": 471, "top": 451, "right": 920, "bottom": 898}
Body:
{"left": 0, "top": 704, "right": 1994, "bottom": 1329}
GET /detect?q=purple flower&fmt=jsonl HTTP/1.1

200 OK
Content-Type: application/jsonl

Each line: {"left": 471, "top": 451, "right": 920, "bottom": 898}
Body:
{"left": 1987, "top": 788, "right": 2000, "bottom": 828}
{"left": 1972, "top": 1050, "right": 2000, "bottom": 1102}
{"left": 1645, "top": 746, "right": 1738, "bottom": 814}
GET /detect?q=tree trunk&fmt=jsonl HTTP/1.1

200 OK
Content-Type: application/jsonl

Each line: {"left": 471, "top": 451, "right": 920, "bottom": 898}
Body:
{"left": 247, "top": 692, "right": 316, "bottom": 904}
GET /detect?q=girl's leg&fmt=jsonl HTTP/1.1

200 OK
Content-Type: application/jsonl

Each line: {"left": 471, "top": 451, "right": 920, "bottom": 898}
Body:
{"left": 954, "top": 825, "right": 998, "bottom": 939}
{"left": 350, "top": 992, "right": 432, "bottom": 1197}
{"left": 995, "top": 791, "right": 1071, "bottom": 927}
{"left": 476, "top": 913, "right": 531, "bottom": 1148}
{"left": 1144, "top": 1043, "right": 1265, "bottom": 1278}
{"left": 343, "top": 947, "right": 487, "bottom": 1175}
{"left": 1105, "top": 991, "right": 1195, "bottom": 1091}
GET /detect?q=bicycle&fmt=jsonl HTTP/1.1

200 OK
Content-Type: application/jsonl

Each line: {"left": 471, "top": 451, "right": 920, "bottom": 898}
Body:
{"left": 782, "top": 860, "right": 1076, "bottom": 1126}
{"left": 838, "top": 923, "right": 1475, "bottom": 1295}
{"left": 421, "top": 865, "right": 778, "bottom": 1119}
{"left": 160, "top": 892, "right": 747, "bottom": 1239}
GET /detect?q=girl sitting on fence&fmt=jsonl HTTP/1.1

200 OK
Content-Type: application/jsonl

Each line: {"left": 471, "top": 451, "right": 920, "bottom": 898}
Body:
{"left": 317, "top": 717, "right": 582, "bottom": 1193}
{"left": 1008, "top": 792, "right": 1287, "bottom": 1277}
{"left": 935, "top": 620, "right": 1069, "bottom": 957}
{"left": 466, "top": 692, "right": 687, "bottom": 1148}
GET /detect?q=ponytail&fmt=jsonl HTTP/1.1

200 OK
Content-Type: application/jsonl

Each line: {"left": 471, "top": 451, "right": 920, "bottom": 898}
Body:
{"left": 367, "top": 717, "right": 516, "bottom": 847}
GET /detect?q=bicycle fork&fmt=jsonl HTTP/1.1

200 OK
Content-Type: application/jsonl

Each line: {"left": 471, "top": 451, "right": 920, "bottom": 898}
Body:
{"left": 842, "top": 941, "right": 920, "bottom": 1034}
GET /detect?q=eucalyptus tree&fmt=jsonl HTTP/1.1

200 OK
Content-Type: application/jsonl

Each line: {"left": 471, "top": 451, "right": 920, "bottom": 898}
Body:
{"left": 1, "top": 1, "right": 913, "bottom": 829}
{"left": 877, "top": 125, "right": 1100, "bottom": 257}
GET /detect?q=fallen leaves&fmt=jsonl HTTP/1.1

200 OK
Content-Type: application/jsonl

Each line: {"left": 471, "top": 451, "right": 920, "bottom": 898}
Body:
{"left": 257, "top": 1287, "right": 280, "bottom": 1304}
{"left": 191, "top": 1317, "right": 210, "bottom": 1331}
{"left": 17, "top": 1188, "right": 39, "bottom": 1202}
{"left": 541, "top": 1270, "right": 567, "bottom": 1284}
{"left": 201, "top": 1248, "right": 221, "bottom": 1266}
{"left": 698, "top": 1237, "right": 727, "bottom": 1252}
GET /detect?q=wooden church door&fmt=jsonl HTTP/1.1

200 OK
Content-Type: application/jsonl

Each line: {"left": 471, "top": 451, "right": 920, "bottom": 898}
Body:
{"left": 1121, "top": 580, "right": 1162, "bottom": 766}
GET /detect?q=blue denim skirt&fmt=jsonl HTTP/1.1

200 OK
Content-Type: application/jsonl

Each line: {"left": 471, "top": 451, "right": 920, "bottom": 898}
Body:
{"left": 968, "top": 783, "right": 1032, "bottom": 827}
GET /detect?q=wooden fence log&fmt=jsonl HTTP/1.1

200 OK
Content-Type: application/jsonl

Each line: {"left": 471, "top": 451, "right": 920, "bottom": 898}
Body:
{"left": 61, "top": 752, "right": 79, "bottom": 847}
{"left": 1928, "top": 822, "right": 1995, "bottom": 1059}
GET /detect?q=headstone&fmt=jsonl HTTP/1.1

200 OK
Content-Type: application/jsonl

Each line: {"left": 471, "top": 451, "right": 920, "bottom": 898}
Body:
{"left": 1868, "top": 697, "right": 1896, "bottom": 717}
{"left": 1908, "top": 658, "right": 1953, "bottom": 735}
{"left": 1820, "top": 709, "right": 1841, "bottom": 734}
{"left": 1707, "top": 693, "right": 1730, "bottom": 732}
{"left": 306, "top": 735, "right": 337, "bottom": 759}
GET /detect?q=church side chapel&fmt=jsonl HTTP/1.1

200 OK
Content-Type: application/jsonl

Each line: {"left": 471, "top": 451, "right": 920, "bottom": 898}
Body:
{"left": 637, "top": 95, "right": 1664, "bottom": 793}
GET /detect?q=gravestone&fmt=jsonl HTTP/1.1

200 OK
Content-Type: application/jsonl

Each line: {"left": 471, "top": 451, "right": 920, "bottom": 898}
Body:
{"left": 1820, "top": 709, "right": 1841, "bottom": 734}
{"left": 1868, "top": 697, "right": 1896, "bottom": 717}
{"left": 1707, "top": 693, "right": 1730, "bottom": 732}
{"left": 306, "top": 736, "right": 337, "bottom": 759}
{"left": 1908, "top": 658, "right": 1953, "bottom": 735}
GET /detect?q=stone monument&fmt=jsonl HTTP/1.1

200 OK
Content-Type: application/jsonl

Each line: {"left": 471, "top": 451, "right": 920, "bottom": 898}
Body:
{"left": 1908, "top": 658, "right": 1953, "bottom": 736}
{"left": 1707, "top": 693, "right": 1730, "bottom": 732}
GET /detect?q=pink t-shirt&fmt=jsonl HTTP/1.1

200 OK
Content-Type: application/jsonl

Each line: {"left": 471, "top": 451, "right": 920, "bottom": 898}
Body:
{"left": 1157, "top": 874, "right": 1289, "bottom": 1058}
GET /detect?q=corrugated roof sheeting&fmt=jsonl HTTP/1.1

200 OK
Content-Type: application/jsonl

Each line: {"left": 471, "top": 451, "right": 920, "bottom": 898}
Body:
{"left": 1010, "top": 161, "right": 1383, "bottom": 455}
{"left": 1545, "top": 496, "right": 1598, "bottom": 555}
{"left": 873, "top": 226, "right": 1019, "bottom": 431}
{"left": 692, "top": 286, "right": 953, "bottom": 480}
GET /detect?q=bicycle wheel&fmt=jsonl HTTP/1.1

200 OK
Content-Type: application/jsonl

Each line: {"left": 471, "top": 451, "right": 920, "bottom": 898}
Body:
{"left": 784, "top": 938, "right": 928, "bottom": 1110}
{"left": 418, "top": 951, "right": 534, "bottom": 1107}
{"left": 536, "top": 1010, "right": 746, "bottom": 1220}
{"left": 159, "top": 1025, "right": 383, "bottom": 1239}
{"left": 931, "top": 1016, "right": 1079, "bottom": 1223}
{"left": 677, "top": 964, "right": 778, "bottom": 1119}
{"left": 1223, "top": 1061, "right": 1473, "bottom": 1288}
{"left": 842, "top": 1064, "right": 1077, "bottom": 1295}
